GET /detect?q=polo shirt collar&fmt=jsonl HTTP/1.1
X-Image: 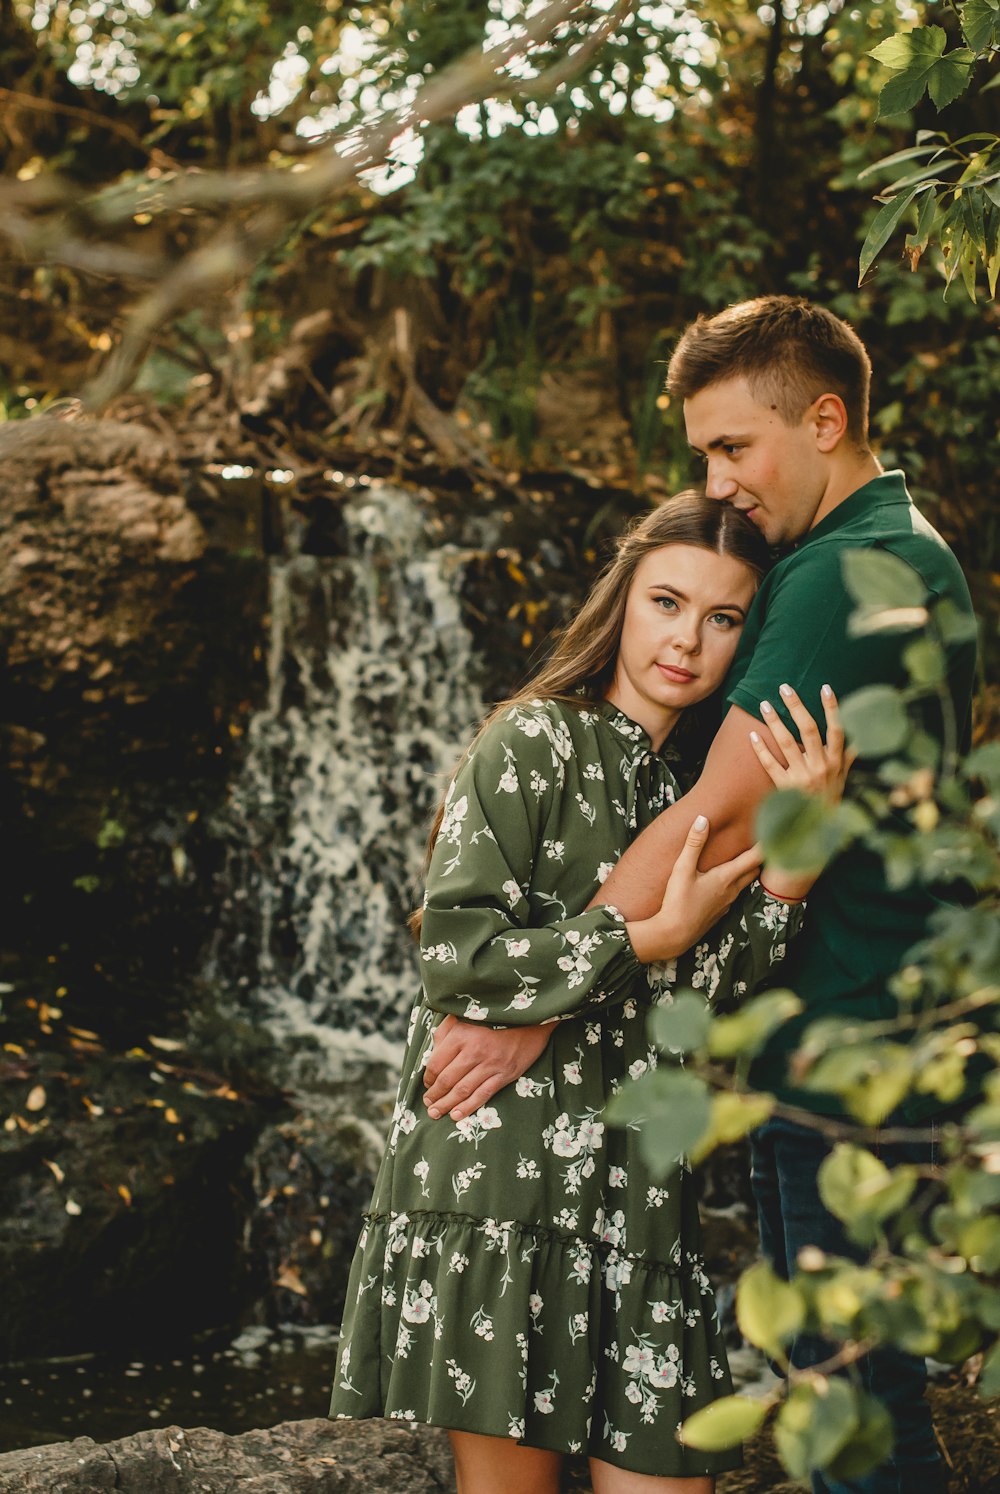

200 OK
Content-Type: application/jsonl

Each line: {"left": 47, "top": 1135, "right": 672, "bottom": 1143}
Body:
{"left": 798, "top": 470, "right": 911, "bottom": 548}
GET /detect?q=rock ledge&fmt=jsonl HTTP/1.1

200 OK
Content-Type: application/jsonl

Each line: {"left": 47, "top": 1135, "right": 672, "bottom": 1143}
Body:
{"left": 0, "top": 1417, "right": 456, "bottom": 1493}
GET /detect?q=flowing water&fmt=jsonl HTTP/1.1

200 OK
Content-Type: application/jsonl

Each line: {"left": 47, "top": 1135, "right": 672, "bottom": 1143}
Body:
{"left": 211, "top": 480, "right": 489, "bottom": 1079}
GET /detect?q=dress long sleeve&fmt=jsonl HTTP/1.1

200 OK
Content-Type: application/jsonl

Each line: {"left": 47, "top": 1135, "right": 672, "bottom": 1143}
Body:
{"left": 660, "top": 881, "right": 805, "bottom": 1009}
{"left": 419, "top": 704, "right": 643, "bottom": 1025}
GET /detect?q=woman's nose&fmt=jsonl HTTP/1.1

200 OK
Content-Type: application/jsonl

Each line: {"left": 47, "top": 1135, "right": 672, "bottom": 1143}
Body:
{"left": 671, "top": 623, "right": 700, "bottom": 655}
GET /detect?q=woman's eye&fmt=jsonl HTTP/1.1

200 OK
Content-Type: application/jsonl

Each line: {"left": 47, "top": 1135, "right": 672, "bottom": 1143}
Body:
{"left": 711, "top": 613, "right": 740, "bottom": 628}
{"left": 654, "top": 596, "right": 678, "bottom": 611}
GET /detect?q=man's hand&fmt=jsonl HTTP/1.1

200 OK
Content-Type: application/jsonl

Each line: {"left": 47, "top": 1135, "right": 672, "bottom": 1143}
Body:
{"left": 423, "top": 1015, "right": 551, "bottom": 1120}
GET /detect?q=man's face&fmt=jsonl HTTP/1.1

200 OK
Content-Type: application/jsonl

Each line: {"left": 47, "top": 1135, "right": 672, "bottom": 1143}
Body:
{"left": 683, "top": 376, "right": 829, "bottom": 547}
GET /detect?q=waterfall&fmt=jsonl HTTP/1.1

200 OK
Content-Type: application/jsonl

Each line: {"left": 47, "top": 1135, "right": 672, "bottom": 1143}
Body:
{"left": 216, "top": 481, "right": 487, "bottom": 1074}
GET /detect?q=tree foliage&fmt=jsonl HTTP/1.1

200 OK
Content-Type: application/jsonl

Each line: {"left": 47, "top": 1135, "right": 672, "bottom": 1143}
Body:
{"left": 608, "top": 548, "right": 1000, "bottom": 1483}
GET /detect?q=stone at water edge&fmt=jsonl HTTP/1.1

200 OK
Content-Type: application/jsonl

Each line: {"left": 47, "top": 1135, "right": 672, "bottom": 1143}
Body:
{"left": 0, "top": 1417, "right": 457, "bottom": 1493}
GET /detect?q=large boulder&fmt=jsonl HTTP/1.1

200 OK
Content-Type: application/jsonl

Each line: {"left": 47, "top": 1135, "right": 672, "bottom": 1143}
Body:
{"left": 0, "top": 1417, "right": 456, "bottom": 1494}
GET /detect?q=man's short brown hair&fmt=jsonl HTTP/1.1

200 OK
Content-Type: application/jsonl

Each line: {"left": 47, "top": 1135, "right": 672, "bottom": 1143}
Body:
{"left": 666, "top": 296, "right": 872, "bottom": 447}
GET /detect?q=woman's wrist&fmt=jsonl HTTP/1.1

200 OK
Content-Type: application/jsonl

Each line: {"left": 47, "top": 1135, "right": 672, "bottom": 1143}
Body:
{"left": 626, "top": 916, "right": 682, "bottom": 965}
{"left": 759, "top": 868, "right": 811, "bottom": 904}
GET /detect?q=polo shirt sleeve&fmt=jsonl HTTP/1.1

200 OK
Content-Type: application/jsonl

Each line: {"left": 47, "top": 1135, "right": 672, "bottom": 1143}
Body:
{"left": 725, "top": 543, "right": 920, "bottom": 736}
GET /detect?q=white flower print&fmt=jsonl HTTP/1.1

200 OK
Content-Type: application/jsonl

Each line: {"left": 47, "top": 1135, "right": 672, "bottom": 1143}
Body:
{"left": 401, "top": 1281, "right": 435, "bottom": 1325}
{"left": 563, "top": 1060, "right": 583, "bottom": 1086}
{"left": 388, "top": 1408, "right": 416, "bottom": 1420}
{"left": 529, "top": 1292, "right": 543, "bottom": 1320}
{"left": 452, "top": 1161, "right": 485, "bottom": 1201}
{"left": 529, "top": 769, "right": 548, "bottom": 796}
{"left": 645, "top": 1186, "right": 670, "bottom": 1208}
{"left": 462, "top": 997, "right": 489, "bottom": 1021}
{"left": 584, "top": 762, "right": 605, "bottom": 781}
{"left": 543, "top": 838, "right": 566, "bottom": 862}
{"left": 501, "top": 878, "right": 523, "bottom": 910}
{"left": 650, "top": 1300, "right": 680, "bottom": 1324}
{"left": 504, "top": 936, "right": 531, "bottom": 958}
{"left": 628, "top": 1059, "right": 648, "bottom": 1080}
{"left": 508, "top": 1416, "right": 525, "bottom": 1439}
{"left": 412, "top": 1158, "right": 430, "bottom": 1198}
{"left": 597, "top": 861, "right": 614, "bottom": 884}
{"left": 516, "top": 1155, "right": 541, "bottom": 1180}
{"left": 608, "top": 1165, "right": 627, "bottom": 1189}
{"left": 446, "top": 1358, "right": 476, "bottom": 1404}
{"left": 448, "top": 1252, "right": 469, "bottom": 1273}
{"left": 452, "top": 1106, "right": 502, "bottom": 1147}
{"left": 471, "top": 1306, "right": 495, "bottom": 1341}
{"left": 575, "top": 792, "right": 597, "bottom": 826}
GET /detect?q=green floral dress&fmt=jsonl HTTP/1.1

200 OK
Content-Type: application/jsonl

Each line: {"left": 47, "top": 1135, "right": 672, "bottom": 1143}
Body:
{"left": 329, "top": 699, "right": 801, "bottom": 1477}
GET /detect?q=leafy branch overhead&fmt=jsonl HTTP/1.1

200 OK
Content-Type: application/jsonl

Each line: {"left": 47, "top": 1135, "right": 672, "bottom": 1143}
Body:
{"left": 860, "top": 4, "right": 1000, "bottom": 297}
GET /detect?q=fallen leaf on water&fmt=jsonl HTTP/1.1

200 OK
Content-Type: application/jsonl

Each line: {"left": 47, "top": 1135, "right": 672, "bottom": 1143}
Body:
{"left": 118, "top": 1184, "right": 133, "bottom": 1206}
{"left": 274, "top": 1265, "right": 308, "bottom": 1297}
{"left": 26, "top": 1085, "right": 46, "bottom": 1112}
{"left": 82, "top": 1097, "right": 105, "bottom": 1117}
{"left": 43, "top": 1159, "right": 65, "bottom": 1183}
{"left": 3, "top": 1043, "right": 27, "bottom": 1056}
{"left": 65, "top": 1199, "right": 82, "bottom": 1216}
{"left": 164, "top": 1107, "right": 180, "bottom": 1124}
{"left": 149, "top": 1036, "right": 185, "bottom": 1052}
{"left": 67, "top": 1026, "right": 100, "bottom": 1041}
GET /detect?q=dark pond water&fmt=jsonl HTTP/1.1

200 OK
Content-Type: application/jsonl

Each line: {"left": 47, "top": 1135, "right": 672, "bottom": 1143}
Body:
{"left": 0, "top": 1323, "right": 339, "bottom": 1453}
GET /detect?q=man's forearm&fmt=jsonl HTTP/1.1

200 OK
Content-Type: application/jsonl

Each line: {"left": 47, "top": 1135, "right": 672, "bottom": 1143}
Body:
{"left": 590, "top": 705, "right": 778, "bottom": 921}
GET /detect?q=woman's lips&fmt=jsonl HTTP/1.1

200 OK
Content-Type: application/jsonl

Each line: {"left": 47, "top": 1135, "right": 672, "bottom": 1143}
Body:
{"left": 656, "top": 664, "right": 696, "bottom": 683}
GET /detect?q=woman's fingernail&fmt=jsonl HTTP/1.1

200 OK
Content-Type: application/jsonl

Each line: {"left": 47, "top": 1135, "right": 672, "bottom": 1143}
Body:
{"left": 427, "top": 1106, "right": 440, "bottom": 1119}
{"left": 760, "top": 700, "right": 773, "bottom": 715}
{"left": 779, "top": 683, "right": 793, "bottom": 698}
{"left": 821, "top": 683, "right": 833, "bottom": 699}
{"left": 750, "top": 730, "right": 761, "bottom": 744}
{"left": 693, "top": 814, "right": 708, "bottom": 831}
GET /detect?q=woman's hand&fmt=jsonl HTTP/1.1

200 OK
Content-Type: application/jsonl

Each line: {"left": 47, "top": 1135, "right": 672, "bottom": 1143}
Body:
{"left": 626, "top": 815, "right": 761, "bottom": 965}
{"left": 750, "top": 682, "right": 856, "bottom": 902}
{"left": 422, "top": 1014, "right": 551, "bottom": 1121}
{"left": 750, "top": 682, "right": 855, "bottom": 803}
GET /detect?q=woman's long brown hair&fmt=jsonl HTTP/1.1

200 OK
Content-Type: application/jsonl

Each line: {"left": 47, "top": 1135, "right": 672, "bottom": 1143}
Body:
{"left": 409, "top": 492, "right": 770, "bottom": 934}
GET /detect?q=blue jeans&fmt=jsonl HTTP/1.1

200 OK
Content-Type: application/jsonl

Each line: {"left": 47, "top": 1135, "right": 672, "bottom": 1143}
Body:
{"left": 749, "top": 1116, "right": 948, "bottom": 1494}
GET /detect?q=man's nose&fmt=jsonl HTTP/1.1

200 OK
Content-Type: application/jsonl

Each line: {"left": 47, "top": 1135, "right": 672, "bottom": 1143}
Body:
{"left": 705, "top": 463, "right": 739, "bottom": 501}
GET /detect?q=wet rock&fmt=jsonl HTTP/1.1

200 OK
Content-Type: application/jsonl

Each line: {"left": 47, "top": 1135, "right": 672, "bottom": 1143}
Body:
{"left": 0, "top": 1417, "right": 456, "bottom": 1493}
{"left": 0, "top": 1045, "right": 270, "bottom": 1361}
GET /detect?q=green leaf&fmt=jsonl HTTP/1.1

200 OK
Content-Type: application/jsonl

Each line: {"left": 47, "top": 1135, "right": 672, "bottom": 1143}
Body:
{"left": 857, "top": 144, "right": 942, "bottom": 182}
{"left": 903, "top": 637, "right": 946, "bottom": 685}
{"left": 979, "top": 1341, "right": 1000, "bottom": 1398}
{"left": 680, "top": 1394, "right": 768, "bottom": 1451}
{"left": 932, "top": 596, "right": 979, "bottom": 645}
{"left": 648, "top": 992, "right": 710, "bottom": 1054}
{"left": 907, "top": 186, "right": 939, "bottom": 255}
{"left": 825, "top": 1391, "right": 895, "bottom": 1480}
{"left": 606, "top": 1068, "right": 712, "bottom": 1178}
{"left": 707, "top": 990, "right": 803, "bottom": 1060}
{"left": 962, "top": 0, "right": 1000, "bottom": 54}
{"left": 736, "top": 1261, "right": 804, "bottom": 1360}
{"left": 870, "top": 27, "right": 947, "bottom": 75}
{"left": 819, "top": 1143, "right": 918, "bottom": 1233}
{"left": 859, "top": 187, "right": 924, "bottom": 281}
{"left": 840, "top": 685, "right": 909, "bottom": 757}
{"left": 756, "top": 790, "right": 835, "bottom": 874}
{"left": 774, "top": 1378, "right": 860, "bottom": 1478}
{"left": 842, "top": 547, "right": 928, "bottom": 608}
{"left": 928, "top": 48, "right": 976, "bottom": 108}
{"left": 690, "top": 1090, "right": 775, "bottom": 1163}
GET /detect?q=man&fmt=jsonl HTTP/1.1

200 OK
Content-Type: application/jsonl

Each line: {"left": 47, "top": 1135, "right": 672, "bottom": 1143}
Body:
{"left": 423, "top": 297, "right": 977, "bottom": 1492}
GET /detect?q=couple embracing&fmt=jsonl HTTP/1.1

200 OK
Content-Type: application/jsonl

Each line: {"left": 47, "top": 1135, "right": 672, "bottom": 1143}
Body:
{"left": 329, "top": 297, "right": 976, "bottom": 1494}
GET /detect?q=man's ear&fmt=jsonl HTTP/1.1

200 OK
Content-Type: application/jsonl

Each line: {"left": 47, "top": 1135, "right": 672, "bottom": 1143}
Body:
{"left": 812, "top": 392, "right": 849, "bottom": 452}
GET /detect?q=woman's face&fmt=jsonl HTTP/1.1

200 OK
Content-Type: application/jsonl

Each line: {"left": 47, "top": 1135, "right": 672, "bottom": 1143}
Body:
{"left": 606, "top": 543, "right": 757, "bottom": 748}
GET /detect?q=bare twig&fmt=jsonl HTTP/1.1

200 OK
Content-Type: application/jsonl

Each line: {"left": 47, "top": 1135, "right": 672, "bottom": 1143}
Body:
{"left": 0, "top": 86, "right": 181, "bottom": 170}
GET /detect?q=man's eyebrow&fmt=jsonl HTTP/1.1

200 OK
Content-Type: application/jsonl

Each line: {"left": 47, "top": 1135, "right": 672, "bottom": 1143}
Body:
{"left": 649, "top": 583, "right": 747, "bottom": 618}
{"left": 688, "top": 434, "right": 747, "bottom": 454}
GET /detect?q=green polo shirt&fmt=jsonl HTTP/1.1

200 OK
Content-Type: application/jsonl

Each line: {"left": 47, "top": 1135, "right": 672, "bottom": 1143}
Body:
{"left": 724, "top": 471, "right": 977, "bottom": 1117}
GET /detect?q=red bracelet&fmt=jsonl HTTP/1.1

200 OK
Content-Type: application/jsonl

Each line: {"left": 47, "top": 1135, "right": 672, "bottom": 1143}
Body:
{"left": 759, "top": 881, "right": 806, "bottom": 904}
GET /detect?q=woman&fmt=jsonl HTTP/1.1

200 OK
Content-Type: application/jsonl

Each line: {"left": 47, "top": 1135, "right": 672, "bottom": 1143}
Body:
{"left": 329, "top": 494, "right": 847, "bottom": 1492}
